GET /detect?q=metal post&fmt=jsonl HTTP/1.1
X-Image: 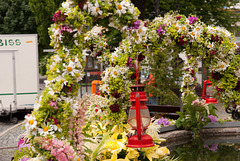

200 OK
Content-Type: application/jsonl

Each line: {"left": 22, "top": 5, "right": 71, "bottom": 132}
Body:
{"left": 136, "top": 92, "right": 142, "bottom": 140}
{"left": 12, "top": 52, "right": 17, "bottom": 111}
{"left": 10, "top": 104, "right": 12, "bottom": 122}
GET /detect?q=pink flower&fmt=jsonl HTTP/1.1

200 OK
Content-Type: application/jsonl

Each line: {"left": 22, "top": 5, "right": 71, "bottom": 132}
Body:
{"left": 49, "top": 101, "right": 58, "bottom": 110}
{"left": 51, "top": 149, "right": 57, "bottom": 156}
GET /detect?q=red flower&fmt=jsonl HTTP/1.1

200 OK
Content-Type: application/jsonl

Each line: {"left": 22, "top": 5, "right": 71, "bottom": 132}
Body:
{"left": 110, "top": 104, "right": 120, "bottom": 113}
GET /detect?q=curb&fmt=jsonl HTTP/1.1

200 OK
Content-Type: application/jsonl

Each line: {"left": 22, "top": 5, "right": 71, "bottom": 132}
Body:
{"left": 0, "top": 122, "right": 23, "bottom": 138}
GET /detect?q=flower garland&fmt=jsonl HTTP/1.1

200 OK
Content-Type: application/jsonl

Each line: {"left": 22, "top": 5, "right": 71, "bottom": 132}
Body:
{"left": 14, "top": 0, "right": 160, "bottom": 160}
{"left": 146, "top": 12, "right": 238, "bottom": 111}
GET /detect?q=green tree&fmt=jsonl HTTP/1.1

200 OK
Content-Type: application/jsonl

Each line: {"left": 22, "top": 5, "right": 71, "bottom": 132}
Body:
{"left": 0, "top": 1, "right": 9, "bottom": 32}
{"left": 28, "top": 0, "right": 64, "bottom": 75}
{"left": 145, "top": 0, "right": 240, "bottom": 32}
{"left": 0, "top": 0, "right": 36, "bottom": 34}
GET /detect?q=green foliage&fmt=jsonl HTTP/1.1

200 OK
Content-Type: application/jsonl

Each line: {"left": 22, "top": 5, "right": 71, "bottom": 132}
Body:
{"left": 175, "top": 93, "right": 218, "bottom": 138}
{"left": 29, "top": 0, "right": 64, "bottom": 75}
{"left": 145, "top": 0, "right": 240, "bottom": 32}
{"left": 146, "top": 47, "right": 183, "bottom": 106}
{"left": 13, "top": 147, "right": 36, "bottom": 161}
{"left": 101, "top": 27, "right": 122, "bottom": 50}
{"left": 0, "top": 0, "right": 37, "bottom": 34}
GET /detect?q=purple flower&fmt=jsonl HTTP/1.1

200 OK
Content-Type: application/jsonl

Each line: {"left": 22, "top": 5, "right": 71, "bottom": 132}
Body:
{"left": 19, "top": 143, "right": 31, "bottom": 150}
{"left": 209, "top": 144, "right": 218, "bottom": 151}
{"left": 157, "top": 26, "right": 162, "bottom": 35}
{"left": 208, "top": 115, "right": 217, "bottom": 122}
{"left": 157, "top": 117, "right": 169, "bottom": 126}
{"left": 20, "top": 158, "right": 30, "bottom": 161}
{"left": 126, "top": 57, "right": 136, "bottom": 68}
{"left": 133, "top": 20, "right": 141, "bottom": 29}
{"left": 188, "top": 16, "right": 198, "bottom": 24}
{"left": 157, "top": 24, "right": 167, "bottom": 35}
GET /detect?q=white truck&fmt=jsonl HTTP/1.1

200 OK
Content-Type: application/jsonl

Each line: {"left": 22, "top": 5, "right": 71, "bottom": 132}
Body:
{"left": 0, "top": 34, "right": 39, "bottom": 123}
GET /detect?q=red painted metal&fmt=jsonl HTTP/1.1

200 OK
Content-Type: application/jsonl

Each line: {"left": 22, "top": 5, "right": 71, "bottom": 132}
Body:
{"left": 202, "top": 79, "right": 218, "bottom": 104}
{"left": 126, "top": 55, "right": 154, "bottom": 148}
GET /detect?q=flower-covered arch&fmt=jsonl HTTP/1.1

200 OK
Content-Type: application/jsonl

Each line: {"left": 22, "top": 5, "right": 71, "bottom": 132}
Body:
{"left": 14, "top": 0, "right": 240, "bottom": 160}
{"left": 146, "top": 12, "right": 239, "bottom": 113}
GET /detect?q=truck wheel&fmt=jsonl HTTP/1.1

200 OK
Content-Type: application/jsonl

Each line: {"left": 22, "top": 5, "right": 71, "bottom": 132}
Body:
{"left": 232, "top": 111, "right": 240, "bottom": 120}
{"left": 225, "top": 107, "right": 232, "bottom": 114}
{"left": 11, "top": 117, "right": 18, "bottom": 124}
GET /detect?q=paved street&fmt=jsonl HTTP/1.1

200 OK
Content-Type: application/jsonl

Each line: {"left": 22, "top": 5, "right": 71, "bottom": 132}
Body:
{"left": 0, "top": 121, "right": 24, "bottom": 161}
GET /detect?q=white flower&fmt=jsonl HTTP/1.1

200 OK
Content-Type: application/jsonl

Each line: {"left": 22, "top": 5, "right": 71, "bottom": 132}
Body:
{"left": 25, "top": 115, "right": 37, "bottom": 131}
{"left": 207, "top": 26, "right": 217, "bottom": 34}
{"left": 53, "top": 55, "right": 62, "bottom": 63}
{"left": 234, "top": 68, "right": 240, "bottom": 78}
{"left": 50, "top": 124, "right": 62, "bottom": 132}
{"left": 111, "top": 68, "right": 119, "bottom": 78}
{"left": 83, "top": 2, "right": 93, "bottom": 13}
{"left": 207, "top": 42, "right": 214, "bottom": 49}
{"left": 91, "top": 1, "right": 103, "bottom": 16}
{"left": 62, "top": 60, "right": 79, "bottom": 77}
{"left": 99, "top": 83, "right": 110, "bottom": 94}
{"left": 115, "top": 1, "right": 127, "bottom": 16}
{"left": 38, "top": 124, "right": 54, "bottom": 137}
{"left": 216, "top": 60, "right": 229, "bottom": 72}
{"left": 110, "top": 50, "right": 119, "bottom": 62}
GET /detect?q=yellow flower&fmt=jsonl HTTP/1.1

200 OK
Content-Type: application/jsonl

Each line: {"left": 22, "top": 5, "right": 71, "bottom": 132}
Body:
{"left": 142, "top": 145, "right": 159, "bottom": 161}
{"left": 154, "top": 138, "right": 166, "bottom": 144}
{"left": 156, "top": 147, "right": 170, "bottom": 157}
{"left": 125, "top": 148, "right": 139, "bottom": 160}
{"left": 103, "top": 151, "right": 127, "bottom": 161}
